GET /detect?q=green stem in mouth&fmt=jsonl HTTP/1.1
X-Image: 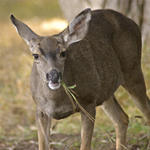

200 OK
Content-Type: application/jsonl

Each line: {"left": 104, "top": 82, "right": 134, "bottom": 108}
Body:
{"left": 61, "top": 81, "right": 95, "bottom": 123}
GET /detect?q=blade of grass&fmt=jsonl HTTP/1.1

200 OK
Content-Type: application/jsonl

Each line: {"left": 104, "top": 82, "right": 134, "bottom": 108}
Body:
{"left": 61, "top": 81, "right": 76, "bottom": 112}
{"left": 61, "top": 81, "right": 95, "bottom": 123}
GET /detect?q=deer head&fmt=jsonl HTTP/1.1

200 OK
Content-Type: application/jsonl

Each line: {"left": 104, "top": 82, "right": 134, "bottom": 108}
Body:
{"left": 10, "top": 8, "right": 91, "bottom": 90}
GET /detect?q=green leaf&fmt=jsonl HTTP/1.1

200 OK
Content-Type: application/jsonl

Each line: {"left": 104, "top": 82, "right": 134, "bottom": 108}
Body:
{"left": 68, "top": 84, "right": 76, "bottom": 89}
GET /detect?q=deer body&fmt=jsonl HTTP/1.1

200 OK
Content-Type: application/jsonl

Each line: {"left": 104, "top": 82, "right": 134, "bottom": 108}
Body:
{"left": 11, "top": 9, "right": 150, "bottom": 150}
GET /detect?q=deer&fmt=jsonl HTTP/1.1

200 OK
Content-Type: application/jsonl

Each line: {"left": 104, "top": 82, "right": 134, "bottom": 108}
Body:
{"left": 10, "top": 8, "right": 150, "bottom": 150}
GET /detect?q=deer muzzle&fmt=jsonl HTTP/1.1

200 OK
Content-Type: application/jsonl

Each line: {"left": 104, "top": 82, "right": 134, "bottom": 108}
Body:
{"left": 46, "top": 69, "right": 62, "bottom": 90}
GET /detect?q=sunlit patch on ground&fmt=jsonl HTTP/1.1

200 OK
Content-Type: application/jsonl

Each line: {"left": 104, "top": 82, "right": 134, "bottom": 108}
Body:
{"left": 40, "top": 18, "right": 68, "bottom": 32}
{"left": 22, "top": 18, "right": 68, "bottom": 36}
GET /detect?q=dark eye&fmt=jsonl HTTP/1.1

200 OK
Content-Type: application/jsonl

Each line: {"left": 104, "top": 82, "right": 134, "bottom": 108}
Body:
{"left": 32, "top": 54, "right": 39, "bottom": 59}
{"left": 60, "top": 51, "right": 66, "bottom": 58}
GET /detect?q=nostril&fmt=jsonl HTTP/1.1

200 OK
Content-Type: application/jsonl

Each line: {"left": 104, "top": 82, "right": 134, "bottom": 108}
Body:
{"left": 47, "top": 69, "right": 60, "bottom": 83}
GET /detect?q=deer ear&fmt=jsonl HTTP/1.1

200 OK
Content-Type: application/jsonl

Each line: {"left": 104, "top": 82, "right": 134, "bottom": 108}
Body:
{"left": 10, "top": 14, "right": 39, "bottom": 53}
{"left": 63, "top": 8, "right": 91, "bottom": 47}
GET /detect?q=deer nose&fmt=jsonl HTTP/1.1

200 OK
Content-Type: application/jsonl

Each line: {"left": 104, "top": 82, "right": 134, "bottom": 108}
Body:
{"left": 46, "top": 69, "right": 60, "bottom": 83}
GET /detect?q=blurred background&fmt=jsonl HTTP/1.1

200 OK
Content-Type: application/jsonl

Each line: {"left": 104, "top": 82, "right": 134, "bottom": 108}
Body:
{"left": 0, "top": 0, "right": 150, "bottom": 149}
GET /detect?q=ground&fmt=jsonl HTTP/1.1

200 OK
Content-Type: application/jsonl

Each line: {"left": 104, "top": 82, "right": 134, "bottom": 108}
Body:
{"left": 0, "top": 131, "right": 149, "bottom": 150}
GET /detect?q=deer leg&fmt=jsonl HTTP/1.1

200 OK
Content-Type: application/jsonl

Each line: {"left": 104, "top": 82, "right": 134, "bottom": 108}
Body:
{"left": 123, "top": 68, "right": 150, "bottom": 124}
{"left": 36, "top": 110, "right": 51, "bottom": 150}
{"left": 101, "top": 96, "right": 129, "bottom": 150}
{"left": 80, "top": 103, "right": 96, "bottom": 150}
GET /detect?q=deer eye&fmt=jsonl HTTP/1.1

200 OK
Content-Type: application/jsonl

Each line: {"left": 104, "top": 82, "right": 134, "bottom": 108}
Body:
{"left": 60, "top": 51, "right": 66, "bottom": 58}
{"left": 32, "top": 54, "right": 39, "bottom": 59}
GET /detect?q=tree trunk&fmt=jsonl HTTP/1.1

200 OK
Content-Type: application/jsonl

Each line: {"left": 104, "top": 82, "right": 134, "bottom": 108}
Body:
{"left": 58, "top": 0, "right": 149, "bottom": 45}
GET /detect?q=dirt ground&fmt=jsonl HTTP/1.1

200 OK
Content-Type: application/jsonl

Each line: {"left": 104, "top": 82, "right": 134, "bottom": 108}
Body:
{"left": 0, "top": 133, "right": 147, "bottom": 150}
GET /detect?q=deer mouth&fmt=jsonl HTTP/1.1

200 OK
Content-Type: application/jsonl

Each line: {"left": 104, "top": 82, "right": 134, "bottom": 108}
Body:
{"left": 48, "top": 80, "right": 61, "bottom": 90}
